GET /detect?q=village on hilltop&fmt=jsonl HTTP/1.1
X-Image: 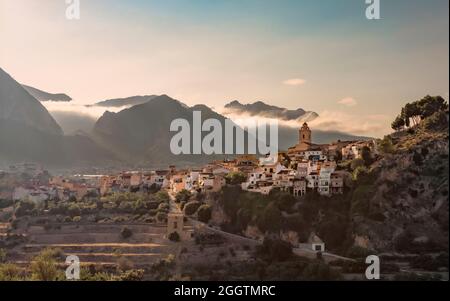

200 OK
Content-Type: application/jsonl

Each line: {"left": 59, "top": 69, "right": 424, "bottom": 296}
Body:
{"left": 5, "top": 123, "right": 376, "bottom": 204}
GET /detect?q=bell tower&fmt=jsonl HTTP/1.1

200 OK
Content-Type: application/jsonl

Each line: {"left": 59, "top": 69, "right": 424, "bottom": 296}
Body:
{"left": 299, "top": 122, "right": 311, "bottom": 145}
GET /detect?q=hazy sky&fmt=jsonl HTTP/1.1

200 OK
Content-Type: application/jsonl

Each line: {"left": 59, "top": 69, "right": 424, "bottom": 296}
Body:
{"left": 1, "top": 0, "right": 448, "bottom": 137}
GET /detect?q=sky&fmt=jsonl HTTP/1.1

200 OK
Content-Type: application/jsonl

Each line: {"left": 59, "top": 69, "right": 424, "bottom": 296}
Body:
{"left": 0, "top": 0, "right": 448, "bottom": 137}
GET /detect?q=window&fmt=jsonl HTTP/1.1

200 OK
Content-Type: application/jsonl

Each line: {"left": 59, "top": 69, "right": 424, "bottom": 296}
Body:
{"left": 174, "top": 222, "right": 178, "bottom": 229}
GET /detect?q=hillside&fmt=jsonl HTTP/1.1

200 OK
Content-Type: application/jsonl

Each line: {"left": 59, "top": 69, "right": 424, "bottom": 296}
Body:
{"left": 0, "top": 68, "right": 63, "bottom": 136}
{"left": 350, "top": 110, "right": 449, "bottom": 254}
{"left": 211, "top": 108, "right": 448, "bottom": 264}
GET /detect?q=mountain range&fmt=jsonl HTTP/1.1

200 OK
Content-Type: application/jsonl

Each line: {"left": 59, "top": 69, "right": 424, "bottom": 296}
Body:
{"left": 1, "top": 67, "right": 371, "bottom": 169}
{"left": 224, "top": 100, "right": 319, "bottom": 122}
{"left": 0, "top": 68, "right": 117, "bottom": 168}
{"left": 22, "top": 84, "right": 72, "bottom": 102}
{"left": 89, "top": 95, "right": 158, "bottom": 108}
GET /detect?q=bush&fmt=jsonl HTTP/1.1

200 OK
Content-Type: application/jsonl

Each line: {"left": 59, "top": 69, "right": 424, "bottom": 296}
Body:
{"left": 0, "top": 249, "right": 6, "bottom": 263}
{"left": 120, "top": 227, "right": 133, "bottom": 239}
{"left": 225, "top": 172, "right": 247, "bottom": 185}
{"left": 184, "top": 201, "right": 201, "bottom": 216}
{"left": 116, "top": 257, "right": 134, "bottom": 272}
{"left": 378, "top": 136, "right": 395, "bottom": 154}
{"left": 256, "top": 238, "right": 293, "bottom": 262}
{"left": 15, "top": 201, "right": 36, "bottom": 217}
{"left": 0, "top": 263, "right": 23, "bottom": 281}
{"left": 350, "top": 158, "right": 365, "bottom": 171}
{"left": 156, "top": 212, "right": 168, "bottom": 223}
{"left": 175, "top": 190, "right": 192, "bottom": 203}
{"left": 168, "top": 232, "right": 180, "bottom": 242}
{"left": 197, "top": 205, "right": 212, "bottom": 223}
{"left": 114, "top": 269, "right": 144, "bottom": 281}
{"left": 30, "top": 250, "right": 62, "bottom": 281}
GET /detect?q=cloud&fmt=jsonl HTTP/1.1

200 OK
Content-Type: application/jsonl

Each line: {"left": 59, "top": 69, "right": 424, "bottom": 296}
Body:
{"left": 221, "top": 107, "right": 391, "bottom": 138}
{"left": 338, "top": 97, "right": 357, "bottom": 107}
{"left": 283, "top": 78, "right": 306, "bottom": 86}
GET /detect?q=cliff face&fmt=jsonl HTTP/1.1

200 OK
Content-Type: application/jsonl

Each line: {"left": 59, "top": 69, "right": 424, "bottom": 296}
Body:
{"left": 351, "top": 111, "right": 449, "bottom": 254}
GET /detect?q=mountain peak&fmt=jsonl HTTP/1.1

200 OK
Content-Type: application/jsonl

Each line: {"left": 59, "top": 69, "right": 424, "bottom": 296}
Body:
{"left": 223, "top": 99, "right": 315, "bottom": 122}
{"left": 22, "top": 84, "right": 72, "bottom": 102}
{"left": 0, "top": 68, "right": 63, "bottom": 136}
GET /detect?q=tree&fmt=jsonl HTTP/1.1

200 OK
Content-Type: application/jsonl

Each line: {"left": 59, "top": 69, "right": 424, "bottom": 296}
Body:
{"left": 404, "top": 102, "right": 421, "bottom": 126}
{"left": 155, "top": 191, "right": 170, "bottom": 203}
{"left": 418, "top": 95, "right": 448, "bottom": 119}
{"left": 256, "top": 238, "right": 293, "bottom": 262}
{"left": 257, "top": 202, "right": 283, "bottom": 233}
{"left": 175, "top": 189, "right": 191, "bottom": 203}
{"left": 225, "top": 172, "right": 247, "bottom": 185}
{"left": 378, "top": 136, "right": 394, "bottom": 154}
{"left": 197, "top": 204, "right": 212, "bottom": 223}
{"left": 183, "top": 201, "right": 201, "bottom": 216}
{"left": 391, "top": 115, "right": 405, "bottom": 131}
{"left": 361, "top": 146, "right": 373, "bottom": 166}
{"left": 168, "top": 232, "right": 180, "bottom": 242}
{"left": 350, "top": 158, "right": 365, "bottom": 171}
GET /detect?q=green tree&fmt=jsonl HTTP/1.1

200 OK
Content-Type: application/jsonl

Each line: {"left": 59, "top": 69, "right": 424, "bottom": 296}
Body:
{"left": 361, "top": 146, "right": 373, "bottom": 166}
{"left": 378, "top": 136, "right": 394, "bottom": 154}
{"left": 197, "top": 204, "right": 212, "bottom": 223}
{"left": 418, "top": 95, "right": 448, "bottom": 119}
{"left": 350, "top": 158, "right": 365, "bottom": 171}
{"left": 184, "top": 201, "right": 201, "bottom": 216}
{"left": 391, "top": 115, "right": 405, "bottom": 131}
{"left": 225, "top": 172, "right": 247, "bottom": 185}
{"left": 168, "top": 232, "right": 180, "bottom": 242}
{"left": 175, "top": 189, "right": 192, "bottom": 203}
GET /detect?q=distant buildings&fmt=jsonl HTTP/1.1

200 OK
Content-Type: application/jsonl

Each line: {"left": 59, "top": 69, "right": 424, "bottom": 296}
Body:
{"left": 239, "top": 122, "right": 351, "bottom": 197}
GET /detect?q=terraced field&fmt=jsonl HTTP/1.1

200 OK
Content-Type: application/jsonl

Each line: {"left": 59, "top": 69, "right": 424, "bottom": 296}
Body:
{"left": 0, "top": 222, "right": 8, "bottom": 238}
{"left": 8, "top": 223, "right": 179, "bottom": 268}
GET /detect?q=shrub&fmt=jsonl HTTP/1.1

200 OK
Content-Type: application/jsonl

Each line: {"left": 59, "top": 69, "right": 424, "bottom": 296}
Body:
{"left": 350, "top": 158, "right": 365, "bottom": 171}
{"left": 378, "top": 136, "right": 395, "bottom": 154}
{"left": 114, "top": 269, "right": 144, "bottom": 281}
{"left": 197, "top": 204, "right": 212, "bottom": 223}
{"left": 156, "top": 212, "right": 168, "bottom": 223}
{"left": 225, "top": 172, "right": 247, "bottom": 185}
{"left": 120, "top": 227, "right": 133, "bottom": 239}
{"left": 255, "top": 238, "right": 293, "bottom": 262}
{"left": 0, "top": 249, "right": 6, "bottom": 263}
{"left": 15, "top": 201, "right": 36, "bottom": 217}
{"left": 175, "top": 190, "right": 192, "bottom": 203}
{"left": 184, "top": 201, "right": 201, "bottom": 216}
{"left": 168, "top": 232, "right": 180, "bottom": 242}
{"left": 116, "top": 257, "right": 134, "bottom": 272}
{"left": 30, "top": 250, "right": 62, "bottom": 281}
{"left": 0, "top": 263, "right": 23, "bottom": 281}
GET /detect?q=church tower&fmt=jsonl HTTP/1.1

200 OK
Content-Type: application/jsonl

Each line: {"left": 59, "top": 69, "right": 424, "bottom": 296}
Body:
{"left": 299, "top": 122, "right": 312, "bottom": 145}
